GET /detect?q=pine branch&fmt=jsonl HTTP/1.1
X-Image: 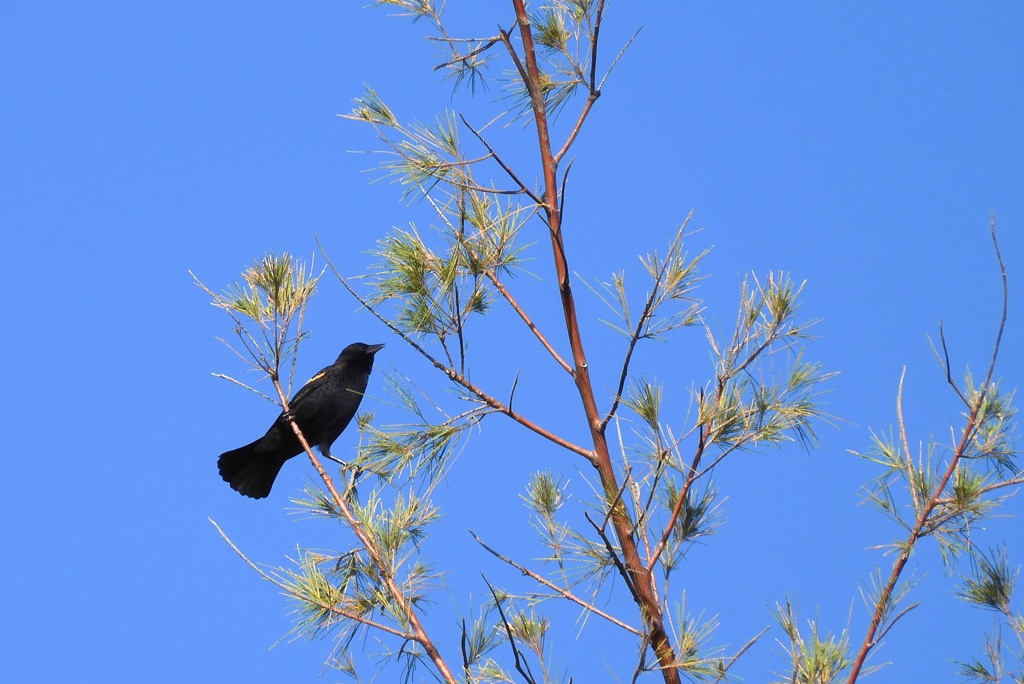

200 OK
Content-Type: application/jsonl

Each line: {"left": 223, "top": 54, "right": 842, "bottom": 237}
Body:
{"left": 472, "top": 532, "right": 641, "bottom": 635}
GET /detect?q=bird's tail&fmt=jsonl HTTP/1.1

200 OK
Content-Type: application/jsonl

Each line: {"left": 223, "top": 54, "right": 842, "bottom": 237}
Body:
{"left": 217, "top": 440, "right": 288, "bottom": 499}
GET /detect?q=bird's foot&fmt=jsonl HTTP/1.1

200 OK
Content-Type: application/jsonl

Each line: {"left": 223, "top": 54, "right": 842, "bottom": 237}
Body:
{"left": 322, "top": 453, "right": 346, "bottom": 466}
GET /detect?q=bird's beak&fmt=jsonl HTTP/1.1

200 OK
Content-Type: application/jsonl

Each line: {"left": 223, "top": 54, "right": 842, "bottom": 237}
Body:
{"left": 367, "top": 343, "right": 385, "bottom": 355}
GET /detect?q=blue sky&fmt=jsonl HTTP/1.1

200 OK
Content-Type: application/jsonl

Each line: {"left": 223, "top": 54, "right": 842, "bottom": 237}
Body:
{"left": 3, "top": 2, "right": 1022, "bottom": 682}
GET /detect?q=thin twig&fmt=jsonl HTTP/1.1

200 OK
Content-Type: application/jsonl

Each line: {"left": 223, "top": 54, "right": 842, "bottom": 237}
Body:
{"left": 588, "top": 0, "right": 605, "bottom": 90}
{"left": 601, "top": 216, "right": 693, "bottom": 432}
{"left": 557, "top": 158, "right": 574, "bottom": 219}
{"left": 498, "top": 26, "right": 530, "bottom": 88}
{"left": 459, "top": 618, "right": 471, "bottom": 680}
{"left": 629, "top": 649, "right": 651, "bottom": 684}
{"left": 647, "top": 424, "right": 705, "bottom": 572}
{"left": 874, "top": 601, "right": 921, "bottom": 644}
{"left": 484, "top": 576, "right": 538, "bottom": 684}
{"left": 584, "top": 512, "right": 640, "bottom": 604}
{"left": 432, "top": 35, "right": 502, "bottom": 72}
{"left": 211, "top": 372, "right": 276, "bottom": 403}
{"left": 596, "top": 28, "right": 640, "bottom": 93}
{"left": 938, "top": 324, "right": 969, "bottom": 405}
{"left": 553, "top": 0, "right": 611, "bottom": 163}
{"left": 472, "top": 533, "right": 641, "bottom": 636}
{"left": 896, "top": 368, "right": 920, "bottom": 514}
{"left": 486, "top": 270, "right": 574, "bottom": 375}
{"left": 977, "top": 475, "right": 1024, "bottom": 494}
{"left": 454, "top": 193, "right": 469, "bottom": 374}
{"left": 317, "top": 233, "right": 593, "bottom": 461}
{"left": 209, "top": 519, "right": 411, "bottom": 640}
{"left": 460, "top": 114, "right": 543, "bottom": 204}
{"left": 983, "top": 213, "right": 1008, "bottom": 391}
{"left": 718, "top": 626, "right": 771, "bottom": 680}
{"left": 554, "top": 92, "right": 599, "bottom": 164}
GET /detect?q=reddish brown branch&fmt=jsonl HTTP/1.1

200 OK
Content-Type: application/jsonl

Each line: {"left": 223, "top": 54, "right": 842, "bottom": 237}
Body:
{"left": 554, "top": 93, "right": 599, "bottom": 164}
{"left": 848, "top": 377, "right": 988, "bottom": 682}
{"left": 272, "top": 380, "right": 457, "bottom": 684}
{"left": 508, "top": 2, "right": 681, "bottom": 680}
{"left": 847, "top": 220, "right": 1010, "bottom": 683}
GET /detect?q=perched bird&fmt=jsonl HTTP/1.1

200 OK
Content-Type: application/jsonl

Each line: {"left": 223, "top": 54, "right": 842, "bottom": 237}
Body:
{"left": 218, "top": 342, "right": 384, "bottom": 499}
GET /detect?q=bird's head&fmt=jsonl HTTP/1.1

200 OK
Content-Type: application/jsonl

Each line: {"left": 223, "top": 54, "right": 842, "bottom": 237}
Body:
{"left": 337, "top": 342, "right": 385, "bottom": 366}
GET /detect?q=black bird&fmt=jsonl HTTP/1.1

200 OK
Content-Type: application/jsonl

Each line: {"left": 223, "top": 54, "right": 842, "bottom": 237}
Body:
{"left": 218, "top": 342, "right": 384, "bottom": 499}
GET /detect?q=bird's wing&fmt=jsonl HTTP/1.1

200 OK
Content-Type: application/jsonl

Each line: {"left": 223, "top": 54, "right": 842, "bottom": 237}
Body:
{"left": 288, "top": 367, "right": 330, "bottom": 406}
